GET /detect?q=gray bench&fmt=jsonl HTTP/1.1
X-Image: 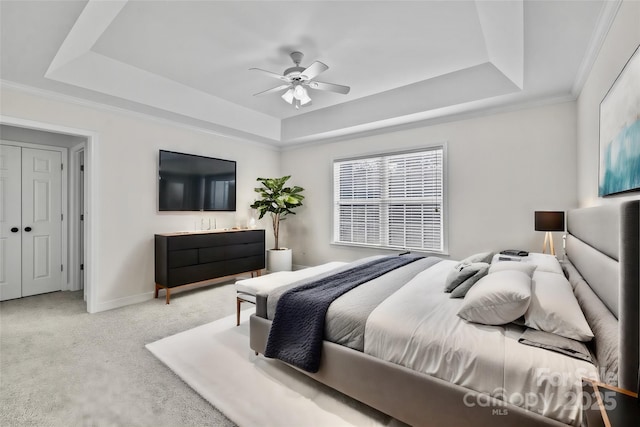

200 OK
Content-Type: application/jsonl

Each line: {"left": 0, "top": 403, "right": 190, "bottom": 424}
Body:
{"left": 234, "top": 262, "right": 348, "bottom": 325}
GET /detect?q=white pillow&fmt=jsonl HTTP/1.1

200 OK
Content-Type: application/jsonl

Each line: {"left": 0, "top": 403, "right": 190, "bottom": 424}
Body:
{"left": 489, "top": 261, "right": 536, "bottom": 277}
{"left": 524, "top": 270, "right": 594, "bottom": 342}
{"left": 525, "top": 253, "right": 564, "bottom": 274}
{"left": 457, "top": 270, "right": 532, "bottom": 326}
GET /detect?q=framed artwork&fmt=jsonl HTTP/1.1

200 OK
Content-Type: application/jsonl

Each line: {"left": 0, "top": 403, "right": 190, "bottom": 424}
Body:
{"left": 599, "top": 44, "right": 640, "bottom": 197}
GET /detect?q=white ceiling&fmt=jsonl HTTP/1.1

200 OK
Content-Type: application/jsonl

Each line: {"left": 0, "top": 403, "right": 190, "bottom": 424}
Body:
{"left": 0, "top": 0, "right": 614, "bottom": 146}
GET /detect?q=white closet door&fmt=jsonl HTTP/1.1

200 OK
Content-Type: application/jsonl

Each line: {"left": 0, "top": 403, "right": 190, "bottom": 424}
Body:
{"left": 21, "top": 148, "right": 62, "bottom": 297}
{"left": 0, "top": 145, "right": 22, "bottom": 301}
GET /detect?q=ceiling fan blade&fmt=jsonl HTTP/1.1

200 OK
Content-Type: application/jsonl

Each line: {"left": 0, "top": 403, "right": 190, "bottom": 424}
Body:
{"left": 307, "top": 80, "right": 350, "bottom": 95}
{"left": 253, "top": 84, "right": 292, "bottom": 96}
{"left": 299, "top": 61, "right": 328, "bottom": 80}
{"left": 249, "top": 68, "right": 291, "bottom": 83}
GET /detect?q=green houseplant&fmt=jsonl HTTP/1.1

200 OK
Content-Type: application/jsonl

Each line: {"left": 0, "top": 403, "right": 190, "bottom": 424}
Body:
{"left": 250, "top": 176, "right": 305, "bottom": 251}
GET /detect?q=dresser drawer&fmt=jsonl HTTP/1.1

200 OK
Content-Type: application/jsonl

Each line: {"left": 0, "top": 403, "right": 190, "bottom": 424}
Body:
{"left": 167, "top": 230, "right": 264, "bottom": 250}
{"left": 167, "top": 255, "right": 265, "bottom": 286}
{"left": 199, "top": 242, "right": 264, "bottom": 263}
{"left": 167, "top": 249, "right": 198, "bottom": 268}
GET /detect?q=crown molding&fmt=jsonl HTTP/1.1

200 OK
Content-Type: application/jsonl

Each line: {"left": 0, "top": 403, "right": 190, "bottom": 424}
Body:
{"left": 571, "top": 0, "right": 623, "bottom": 97}
{"left": 2, "top": 80, "right": 578, "bottom": 153}
{"left": 0, "top": 80, "right": 281, "bottom": 152}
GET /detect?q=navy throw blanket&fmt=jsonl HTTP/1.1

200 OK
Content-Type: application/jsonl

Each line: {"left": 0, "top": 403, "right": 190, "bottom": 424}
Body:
{"left": 264, "top": 254, "right": 423, "bottom": 372}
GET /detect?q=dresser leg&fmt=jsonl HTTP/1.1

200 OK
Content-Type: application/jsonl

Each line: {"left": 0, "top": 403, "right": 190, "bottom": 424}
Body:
{"left": 166, "top": 288, "right": 170, "bottom": 304}
{"left": 236, "top": 297, "right": 241, "bottom": 326}
{"left": 155, "top": 284, "right": 160, "bottom": 299}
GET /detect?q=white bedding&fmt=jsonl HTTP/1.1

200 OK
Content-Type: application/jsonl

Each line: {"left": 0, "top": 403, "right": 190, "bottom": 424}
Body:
{"left": 364, "top": 260, "right": 598, "bottom": 426}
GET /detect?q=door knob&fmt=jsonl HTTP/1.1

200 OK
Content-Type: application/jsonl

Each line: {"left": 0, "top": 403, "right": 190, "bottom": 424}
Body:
{"left": 10, "top": 227, "right": 19, "bottom": 233}
{"left": 24, "top": 226, "right": 32, "bottom": 232}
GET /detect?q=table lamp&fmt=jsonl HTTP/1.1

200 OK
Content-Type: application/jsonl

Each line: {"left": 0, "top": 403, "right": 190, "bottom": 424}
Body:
{"left": 534, "top": 211, "right": 565, "bottom": 255}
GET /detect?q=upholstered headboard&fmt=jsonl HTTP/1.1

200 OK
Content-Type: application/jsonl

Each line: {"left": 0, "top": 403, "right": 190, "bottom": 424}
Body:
{"left": 565, "top": 200, "right": 639, "bottom": 391}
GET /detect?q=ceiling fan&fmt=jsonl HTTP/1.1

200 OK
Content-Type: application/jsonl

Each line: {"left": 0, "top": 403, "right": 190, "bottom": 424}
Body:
{"left": 250, "top": 51, "right": 350, "bottom": 109}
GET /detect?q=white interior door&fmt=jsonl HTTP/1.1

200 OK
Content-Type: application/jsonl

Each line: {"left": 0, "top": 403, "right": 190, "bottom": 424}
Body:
{"left": 0, "top": 145, "right": 22, "bottom": 301}
{"left": 21, "top": 147, "right": 62, "bottom": 297}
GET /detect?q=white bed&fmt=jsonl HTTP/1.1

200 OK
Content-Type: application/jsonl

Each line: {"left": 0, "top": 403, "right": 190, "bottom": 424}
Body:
{"left": 364, "top": 259, "right": 597, "bottom": 425}
{"left": 250, "top": 200, "right": 640, "bottom": 427}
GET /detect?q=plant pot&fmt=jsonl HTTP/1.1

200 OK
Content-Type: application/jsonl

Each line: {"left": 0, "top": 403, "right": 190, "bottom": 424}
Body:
{"left": 267, "top": 248, "right": 292, "bottom": 272}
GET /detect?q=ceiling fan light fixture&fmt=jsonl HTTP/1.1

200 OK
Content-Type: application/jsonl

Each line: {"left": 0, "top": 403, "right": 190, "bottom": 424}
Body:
{"left": 292, "top": 85, "right": 312, "bottom": 106}
{"left": 293, "top": 84, "right": 307, "bottom": 100}
{"left": 281, "top": 88, "right": 294, "bottom": 104}
{"left": 299, "top": 91, "right": 312, "bottom": 106}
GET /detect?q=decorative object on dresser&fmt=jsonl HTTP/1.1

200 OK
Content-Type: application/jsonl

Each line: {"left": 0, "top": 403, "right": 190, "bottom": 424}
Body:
{"left": 155, "top": 229, "right": 265, "bottom": 304}
{"left": 250, "top": 175, "right": 304, "bottom": 272}
{"left": 534, "top": 210, "right": 565, "bottom": 255}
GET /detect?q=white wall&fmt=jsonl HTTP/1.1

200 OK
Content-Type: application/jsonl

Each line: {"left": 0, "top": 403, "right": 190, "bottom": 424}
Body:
{"left": 577, "top": 0, "right": 640, "bottom": 207}
{"left": 1, "top": 87, "right": 280, "bottom": 311}
{"left": 281, "top": 102, "right": 577, "bottom": 266}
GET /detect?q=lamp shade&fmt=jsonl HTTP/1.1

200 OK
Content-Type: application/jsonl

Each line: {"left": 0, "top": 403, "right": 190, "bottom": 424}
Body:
{"left": 534, "top": 211, "right": 565, "bottom": 232}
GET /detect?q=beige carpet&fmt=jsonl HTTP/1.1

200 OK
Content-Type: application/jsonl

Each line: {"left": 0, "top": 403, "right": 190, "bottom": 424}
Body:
{"left": 146, "top": 310, "right": 403, "bottom": 427}
{"left": 0, "top": 286, "right": 239, "bottom": 427}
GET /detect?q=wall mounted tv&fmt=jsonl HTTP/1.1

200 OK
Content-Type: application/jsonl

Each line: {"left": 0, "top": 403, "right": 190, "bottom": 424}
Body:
{"left": 158, "top": 150, "right": 236, "bottom": 211}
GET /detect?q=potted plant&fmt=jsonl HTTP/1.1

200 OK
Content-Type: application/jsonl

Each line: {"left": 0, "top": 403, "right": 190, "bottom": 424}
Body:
{"left": 250, "top": 175, "right": 305, "bottom": 271}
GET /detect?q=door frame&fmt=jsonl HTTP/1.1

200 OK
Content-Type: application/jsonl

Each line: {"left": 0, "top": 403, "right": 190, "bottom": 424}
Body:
{"left": 0, "top": 115, "right": 99, "bottom": 313}
{"left": 69, "top": 144, "right": 84, "bottom": 293}
{"left": 1, "top": 141, "right": 68, "bottom": 294}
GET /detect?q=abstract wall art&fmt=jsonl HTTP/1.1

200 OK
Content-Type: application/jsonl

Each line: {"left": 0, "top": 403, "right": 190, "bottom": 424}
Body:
{"left": 599, "top": 44, "right": 640, "bottom": 197}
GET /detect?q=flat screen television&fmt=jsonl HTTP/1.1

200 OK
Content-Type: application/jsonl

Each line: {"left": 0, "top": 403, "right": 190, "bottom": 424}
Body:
{"left": 158, "top": 150, "right": 236, "bottom": 211}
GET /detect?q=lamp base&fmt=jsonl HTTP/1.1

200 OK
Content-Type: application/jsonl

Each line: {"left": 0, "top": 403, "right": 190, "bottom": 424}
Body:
{"left": 542, "top": 232, "right": 556, "bottom": 256}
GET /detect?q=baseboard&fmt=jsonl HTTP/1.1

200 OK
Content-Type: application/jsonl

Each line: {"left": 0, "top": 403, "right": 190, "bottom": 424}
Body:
{"left": 92, "top": 274, "right": 245, "bottom": 312}
{"left": 93, "top": 291, "right": 155, "bottom": 313}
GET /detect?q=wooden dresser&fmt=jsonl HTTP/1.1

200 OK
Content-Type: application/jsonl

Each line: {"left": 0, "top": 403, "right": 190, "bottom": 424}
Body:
{"left": 154, "top": 229, "right": 265, "bottom": 303}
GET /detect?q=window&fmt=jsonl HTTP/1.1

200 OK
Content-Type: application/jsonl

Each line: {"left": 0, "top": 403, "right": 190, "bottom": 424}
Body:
{"left": 333, "top": 146, "right": 445, "bottom": 252}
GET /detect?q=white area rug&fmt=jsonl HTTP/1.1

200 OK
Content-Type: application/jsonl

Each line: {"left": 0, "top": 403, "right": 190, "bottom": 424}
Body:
{"left": 146, "top": 310, "right": 401, "bottom": 427}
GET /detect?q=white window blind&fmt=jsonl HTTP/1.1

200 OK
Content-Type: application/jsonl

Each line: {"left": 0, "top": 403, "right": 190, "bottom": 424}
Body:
{"left": 333, "top": 146, "right": 444, "bottom": 252}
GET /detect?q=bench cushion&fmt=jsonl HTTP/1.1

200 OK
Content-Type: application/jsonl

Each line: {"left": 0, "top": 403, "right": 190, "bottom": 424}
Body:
{"left": 235, "top": 262, "right": 348, "bottom": 295}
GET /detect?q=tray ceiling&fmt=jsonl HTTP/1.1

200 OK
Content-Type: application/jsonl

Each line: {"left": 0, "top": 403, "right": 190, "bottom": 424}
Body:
{"left": 0, "top": 0, "right": 612, "bottom": 146}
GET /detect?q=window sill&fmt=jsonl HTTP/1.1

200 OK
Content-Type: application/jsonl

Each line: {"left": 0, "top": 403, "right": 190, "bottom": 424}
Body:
{"left": 330, "top": 241, "right": 449, "bottom": 257}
